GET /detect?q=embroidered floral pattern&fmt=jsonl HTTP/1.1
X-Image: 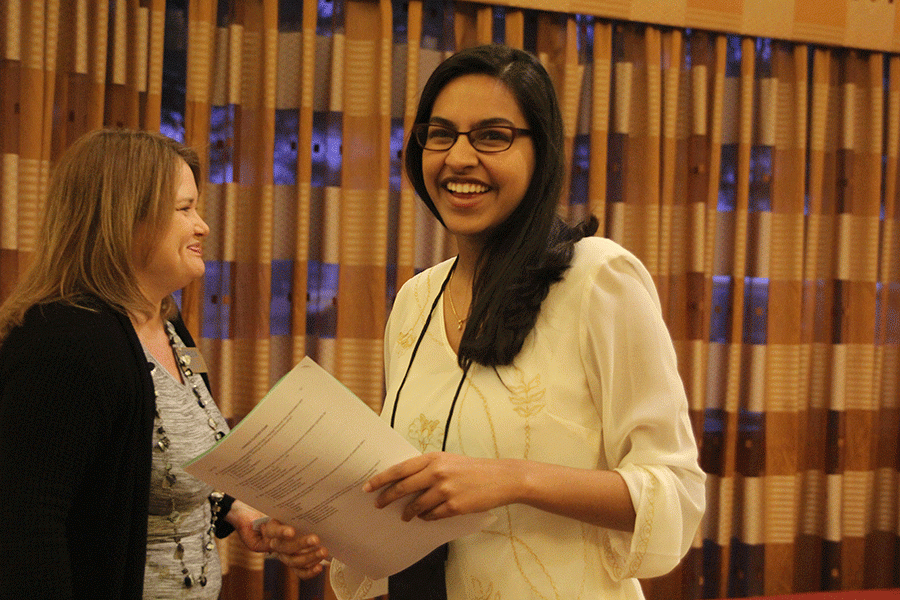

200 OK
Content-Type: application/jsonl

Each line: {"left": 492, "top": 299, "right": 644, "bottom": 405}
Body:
{"left": 408, "top": 413, "right": 441, "bottom": 452}
{"left": 467, "top": 575, "right": 501, "bottom": 600}
{"left": 507, "top": 372, "right": 545, "bottom": 418}
{"left": 602, "top": 472, "right": 655, "bottom": 579}
{"left": 509, "top": 530, "right": 563, "bottom": 599}
{"left": 396, "top": 266, "right": 449, "bottom": 352}
{"left": 397, "top": 328, "right": 416, "bottom": 351}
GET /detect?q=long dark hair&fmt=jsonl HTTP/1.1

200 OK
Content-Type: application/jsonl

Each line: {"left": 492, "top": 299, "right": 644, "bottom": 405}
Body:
{"left": 405, "top": 45, "right": 597, "bottom": 369}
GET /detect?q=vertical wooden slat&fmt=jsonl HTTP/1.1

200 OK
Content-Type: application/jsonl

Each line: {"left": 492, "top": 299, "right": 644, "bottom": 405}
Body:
{"left": 396, "top": 0, "right": 422, "bottom": 289}
{"left": 86, "top": 0, "right": 108, "bottom": 131}
{"left": 795, "top": 46, "right": 832, "bottom": 592}
{"left": 453, "top": 2, "right": 477, "bottom": 51}
{"left": 51, "top": 0, "right": 73, "bottom": 156}
{"left": 143, "top": 0, "right": 165, "bottom": 130}
{"left": 717, "top": 35, "right": 756, "bottom": 599}
{"left": 865, "top": 53, "right": 900, "bottom": 591}
{"left": 613, "top": 25, "right": 662, "bottom": 268}
{"left": 657, "top": 28, "right": 681, "bottom": 320}
{"left": 104, "top": 0, "right": 128, "bottom": 127}
{"left": 504, "top": 8, "right": 524, "bottom": 49}
{"left": 18, "top": 0, "right": 58, "bottom": 254}
{"left": 761, "top": 41, "right": 808, "bottom": 596}
{"left": 225, "top": 0, "right": 277, "bottom": 422}
{"left": 123, "top": 0, "right": 141, "bottom": 127}
{"left": 837, "top": 49, "right": 882, "bottom": 592}
{"left": 218, "top": 1, "right": 280, "bottom": 591}
{"left": 699, "top": 35, "right": 727, "bottom": 597}
{"left": 554, "top": 16, "right": 580, "bottom": 218}
{"left": 290, "top": 0, "right": 319, "bottom": 364}
{"left": 335, "top": 0, "right": 390, "bottom": 412}
{"left": 0, "top": 0, "right": 22, "bottom": 295}
{"left": 183, "top": 0, "right": 216, "bottom": 337}
{"left": 589, "top": 20, "right": 611, "bottom": 233}
{"left": 641, "top": 26, "right": 661, "bottom": 273}
{"left": 533, "top": 14, "right": 574, "bottom": 217}
{"left": 475, "top": 4, "right": 491, "bottom": 45}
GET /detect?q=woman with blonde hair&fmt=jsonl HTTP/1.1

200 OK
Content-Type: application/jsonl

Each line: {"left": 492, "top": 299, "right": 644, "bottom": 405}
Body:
{"left": 0, "top": 129, "right": 327, "bottom": 599}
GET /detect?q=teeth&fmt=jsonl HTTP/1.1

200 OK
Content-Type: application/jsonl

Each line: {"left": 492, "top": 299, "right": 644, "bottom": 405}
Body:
{"left": 446, "top": 181, "right": 488, "bottom": 194}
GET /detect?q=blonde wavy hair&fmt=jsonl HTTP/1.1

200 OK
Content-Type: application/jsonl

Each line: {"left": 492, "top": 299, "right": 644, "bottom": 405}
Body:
{"left": 0, "top": 129, "right": 201, "bottom": 341}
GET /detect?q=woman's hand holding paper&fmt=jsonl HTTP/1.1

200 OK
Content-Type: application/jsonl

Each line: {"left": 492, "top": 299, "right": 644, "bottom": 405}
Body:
{"left": 258, "top": 518, "right": 330, "bottom": 579}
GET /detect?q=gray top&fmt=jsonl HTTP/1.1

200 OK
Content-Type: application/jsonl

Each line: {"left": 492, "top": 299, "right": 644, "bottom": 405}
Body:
{"left": 142, "top": 324, "right": 229, "bottom": 599}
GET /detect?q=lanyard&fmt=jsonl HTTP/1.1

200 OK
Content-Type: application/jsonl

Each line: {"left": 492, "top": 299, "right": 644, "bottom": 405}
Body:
{"left": 389, "top": 258, "right": 470, "bottom": 452}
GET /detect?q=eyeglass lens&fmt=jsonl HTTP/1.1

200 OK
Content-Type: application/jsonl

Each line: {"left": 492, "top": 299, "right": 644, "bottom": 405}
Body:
{"left": 416, "top": 124, "right": 517, "bottom": 152}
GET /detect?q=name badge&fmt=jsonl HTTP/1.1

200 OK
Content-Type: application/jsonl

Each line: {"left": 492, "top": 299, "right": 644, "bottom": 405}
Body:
{"left": 174, "top": 346, "right": 209, "bottom": 374}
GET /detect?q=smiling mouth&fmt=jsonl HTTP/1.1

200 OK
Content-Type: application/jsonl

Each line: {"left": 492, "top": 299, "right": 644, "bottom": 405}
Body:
{"left": 445, "top": 181, "right": 489, "bottom": 195}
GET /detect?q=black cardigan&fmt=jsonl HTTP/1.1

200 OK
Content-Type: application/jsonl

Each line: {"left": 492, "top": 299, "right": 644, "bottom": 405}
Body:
{"left": 0, "top": 300, "right": 232, "bottom": 599}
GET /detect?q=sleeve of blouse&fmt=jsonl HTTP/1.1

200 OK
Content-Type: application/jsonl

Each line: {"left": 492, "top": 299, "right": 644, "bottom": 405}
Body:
{"left": 579, "top": 247, "right": 706, "bottom": 580}
{"left": 383, "top": 303, "right": 397, "bottom": 396}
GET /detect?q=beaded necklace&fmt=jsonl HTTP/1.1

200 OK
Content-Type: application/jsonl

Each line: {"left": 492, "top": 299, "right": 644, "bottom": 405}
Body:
{"left": 152, "top": 322, "right": 226, "bottom": 588}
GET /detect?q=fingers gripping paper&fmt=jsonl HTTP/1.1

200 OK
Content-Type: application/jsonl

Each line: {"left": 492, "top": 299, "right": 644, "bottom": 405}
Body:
{"left": 183, "top": 357, "right": 493, "bottom": 580}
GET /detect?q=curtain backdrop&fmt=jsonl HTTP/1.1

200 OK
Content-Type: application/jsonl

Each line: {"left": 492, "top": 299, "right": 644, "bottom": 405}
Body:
{"left": 1, "top": 1, "right": 898, "bottom": 600}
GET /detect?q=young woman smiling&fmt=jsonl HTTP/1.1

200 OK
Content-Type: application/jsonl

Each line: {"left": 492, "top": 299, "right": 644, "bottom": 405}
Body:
{"left": 308, "top": 44, "right": 704, "bottom": 600}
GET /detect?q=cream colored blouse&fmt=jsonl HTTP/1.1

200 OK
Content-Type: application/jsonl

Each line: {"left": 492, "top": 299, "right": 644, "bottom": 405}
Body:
{"left": 331, "top": 236, "right": 705, "bottom": 600}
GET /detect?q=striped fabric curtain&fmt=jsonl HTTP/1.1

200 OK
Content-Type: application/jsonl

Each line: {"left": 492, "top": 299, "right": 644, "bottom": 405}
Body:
{"left": 1, "top": 2, "right": 898, "bottom": 600}
{"left": 692, "top": 41, "right": 900, "bottom": 598}
{"left": 0, "top": 0, "right": 167, "bottom": 296}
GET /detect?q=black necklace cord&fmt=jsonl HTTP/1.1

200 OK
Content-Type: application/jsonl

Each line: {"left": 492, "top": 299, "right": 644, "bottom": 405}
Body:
{"left": 440, "top": 362, "right": 470, "bottom": 452}
{"left": 389, "top": 258, "right": 457, "bottom": 429}
{"left": 389, "top": 257, "right": 470, "bottom": 452}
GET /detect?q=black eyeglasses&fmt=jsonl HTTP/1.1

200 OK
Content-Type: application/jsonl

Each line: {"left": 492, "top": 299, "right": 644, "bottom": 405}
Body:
{"left": 412, "top": 123, "right": 531, "bottom": 153}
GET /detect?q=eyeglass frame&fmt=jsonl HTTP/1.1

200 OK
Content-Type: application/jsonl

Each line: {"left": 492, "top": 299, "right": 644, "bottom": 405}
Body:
{"left": 411, "top": 122, "right": 532, "bottom": 154}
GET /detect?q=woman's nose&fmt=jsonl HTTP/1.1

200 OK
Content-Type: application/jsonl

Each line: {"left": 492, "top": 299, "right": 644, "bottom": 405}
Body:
{"left": 195, "top": 213, "right": 210, "bottom": 237}
{"left": 444, "top": 133, "right": 480, "bottom": 168}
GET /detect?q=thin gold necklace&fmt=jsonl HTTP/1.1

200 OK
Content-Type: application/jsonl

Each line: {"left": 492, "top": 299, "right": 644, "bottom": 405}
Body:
{"left": 447, "top": 268, "right": 467, "bottom": 331}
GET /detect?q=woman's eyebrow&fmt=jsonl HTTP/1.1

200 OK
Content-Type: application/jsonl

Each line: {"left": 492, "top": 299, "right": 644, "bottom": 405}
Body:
{"left": 428, "top": 116, "right": 516, "bottom": 128}
{"left": 428, "top": 116, "right": 455, "bottom": 127}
